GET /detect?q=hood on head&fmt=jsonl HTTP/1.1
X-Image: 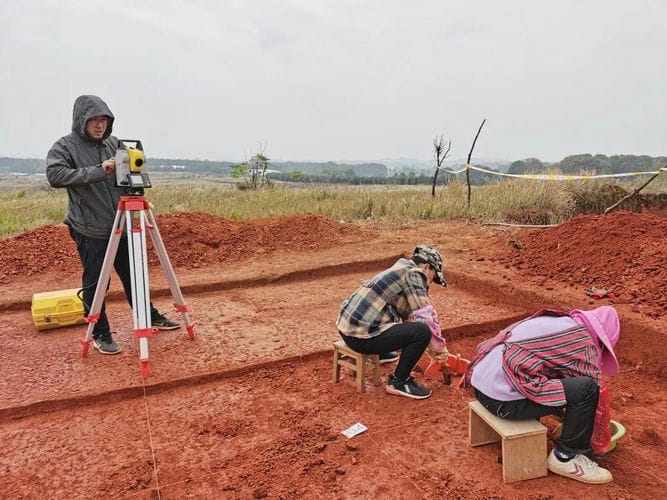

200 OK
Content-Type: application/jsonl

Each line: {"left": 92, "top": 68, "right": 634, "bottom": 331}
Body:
{"left": 72, "top": 95, "right": 115, "bottom": 141}
{"left": 570, "top": 306, "right": 620, "bottom": 376}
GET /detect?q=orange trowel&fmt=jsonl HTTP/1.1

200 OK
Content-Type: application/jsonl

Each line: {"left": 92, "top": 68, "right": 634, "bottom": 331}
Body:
{"left": 418, "top": 350, "right": 470, "bottom": 385}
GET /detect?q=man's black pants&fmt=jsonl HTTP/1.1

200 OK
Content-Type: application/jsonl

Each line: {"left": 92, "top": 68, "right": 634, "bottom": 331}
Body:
{"left": 69, "top": 226, "right": 160, "bottom": 337}
{"left": 474, "top": 376, "right": 599, "bottom": 455}
{"left": 340, "top": 322, "right": 431, "bottom": 381}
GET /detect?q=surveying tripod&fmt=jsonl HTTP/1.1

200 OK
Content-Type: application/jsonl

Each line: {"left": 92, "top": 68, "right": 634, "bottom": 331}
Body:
{"left": 81, "top": 194, "right": 195, "bottom": 378}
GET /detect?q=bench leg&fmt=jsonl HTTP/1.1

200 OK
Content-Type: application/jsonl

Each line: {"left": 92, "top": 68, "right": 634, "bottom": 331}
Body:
{"left": 502, "top": 435, "right": 547, "bottom": 483}
{"left": 469, "top": 406, "right": 501, "bottom": 446}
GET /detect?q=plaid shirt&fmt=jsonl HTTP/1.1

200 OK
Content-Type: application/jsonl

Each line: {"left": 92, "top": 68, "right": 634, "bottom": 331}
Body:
{"left": 336, "top": 258, "right": 431, "bottom": 339}
{"left": 464, "top": 309, "right": 602, "bottom": 406}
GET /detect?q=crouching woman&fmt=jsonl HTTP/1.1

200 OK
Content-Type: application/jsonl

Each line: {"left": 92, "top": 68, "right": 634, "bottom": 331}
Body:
{"left": 463, "top": 306, "right": 621, "bottom": 484}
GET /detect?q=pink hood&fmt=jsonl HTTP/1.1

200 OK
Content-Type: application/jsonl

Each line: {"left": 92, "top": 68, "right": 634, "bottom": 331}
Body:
{"left": 570, "top": 306, "right": 620, "bottom": 376}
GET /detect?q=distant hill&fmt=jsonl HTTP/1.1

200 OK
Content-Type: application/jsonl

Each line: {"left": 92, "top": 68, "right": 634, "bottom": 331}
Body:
{"left": 0, "top": 157, "right": 45, "bottom": 173}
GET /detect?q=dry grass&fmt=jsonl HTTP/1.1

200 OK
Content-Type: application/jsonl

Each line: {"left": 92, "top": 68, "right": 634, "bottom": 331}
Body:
{"left": 0, "top": 173, "right": 664, "bottom": 238}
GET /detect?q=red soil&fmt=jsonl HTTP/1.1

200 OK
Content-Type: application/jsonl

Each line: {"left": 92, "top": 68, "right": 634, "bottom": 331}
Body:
{"left": 0, "top": 213, "right": 363, "bottom": 281}
{"left": 0, "top": 211, "right": 665, "bottom": 498}
{"left": 498, "top": 212, "right": 667, "bottom": 319}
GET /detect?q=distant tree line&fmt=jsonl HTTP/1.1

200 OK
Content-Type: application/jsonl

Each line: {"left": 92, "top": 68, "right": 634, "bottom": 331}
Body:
{"left": 508, "top": 154, "right": 666, "bottom": 175}
{"left": 150, "top": 158, "right": 234, "bottom": 174}
{"left": 0, "top": 157, "right": 387, "bottom": 177}
{"left": 270, "top": 171, "right": 440, "bottom": 185}
{"left": 270, "top": 161, "right": 387, "bottom": 177}
{"left": 2, "top": 154, "right": 664, "bottom": 184}
{"left": 271, "top": 166, "right": 499, "bottom": 186}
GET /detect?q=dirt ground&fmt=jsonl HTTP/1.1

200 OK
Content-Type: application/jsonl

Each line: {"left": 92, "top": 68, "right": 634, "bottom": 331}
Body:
{"left": 0, "top": 211, "right": 665, "bottom": 499}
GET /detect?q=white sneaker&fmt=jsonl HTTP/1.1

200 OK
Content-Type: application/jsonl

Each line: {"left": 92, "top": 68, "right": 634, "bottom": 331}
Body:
{"left": 547, "top": 450, "right": 613, "bottom": 484}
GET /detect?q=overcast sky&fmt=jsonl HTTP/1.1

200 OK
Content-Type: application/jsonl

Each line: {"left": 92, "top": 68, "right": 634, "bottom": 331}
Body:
{"left": 1, "top": 0, "right": 665, "bottom": 164}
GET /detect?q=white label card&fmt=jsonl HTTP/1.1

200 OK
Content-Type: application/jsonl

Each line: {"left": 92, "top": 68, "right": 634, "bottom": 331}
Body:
{"left": 342, "top": 422, "right": 368, "bottom": 438}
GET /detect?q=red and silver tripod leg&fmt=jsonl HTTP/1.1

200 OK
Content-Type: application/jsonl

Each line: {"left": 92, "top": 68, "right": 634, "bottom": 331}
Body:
{"left": 145, "top": 208, "right": 196, "bottom": 339}
{"left": 126, "top": 204, "right": 154, "bottom": 379}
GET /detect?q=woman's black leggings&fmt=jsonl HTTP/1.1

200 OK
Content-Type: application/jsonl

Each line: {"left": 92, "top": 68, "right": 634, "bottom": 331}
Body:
{"left": 340, "top": 322, "right": 431, "bottom": 381}
{"left": 474, "top": 376, "right": 600, "bottom": 455}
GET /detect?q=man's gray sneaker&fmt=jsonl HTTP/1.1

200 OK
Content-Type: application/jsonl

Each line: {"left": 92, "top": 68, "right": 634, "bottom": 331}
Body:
{"left": 385, "top": 374, "right": 432, "bottom": 399}
{"left": 151, "top": 314, "right": 181, "bottom": 331}
{"left": 93, "top": 334, "right": 121, "bottom": 355}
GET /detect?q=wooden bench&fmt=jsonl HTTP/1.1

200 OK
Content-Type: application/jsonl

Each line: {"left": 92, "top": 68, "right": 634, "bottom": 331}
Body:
{"left": 332, "top": 340, "right": 380, "bottom": 393}
{"left": 468, "top": 400, "right": 547, "bottom": 483}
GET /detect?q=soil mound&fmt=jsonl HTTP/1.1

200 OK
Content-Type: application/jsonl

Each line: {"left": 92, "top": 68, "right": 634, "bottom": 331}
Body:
{"left": 503, "top": 211, "right": 667, "bottom": 318}
{"left": 0, "top": 213, "right": 363, "bottom": 282}
{"left": 151, "top": 212, "right": 363, "bottom": 268}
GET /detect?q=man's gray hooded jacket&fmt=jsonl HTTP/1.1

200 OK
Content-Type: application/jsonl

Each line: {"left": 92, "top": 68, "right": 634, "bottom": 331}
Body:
{"left": 47, "top": 95, "right": 123, "bottom": 239}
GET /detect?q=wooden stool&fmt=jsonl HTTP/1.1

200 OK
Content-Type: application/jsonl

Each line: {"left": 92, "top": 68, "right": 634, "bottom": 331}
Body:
{"left": 332, "top": 340, "right": 380, "bottom": 393}
{"left": 468, "top": 400, "right": 547, "bottom": 483}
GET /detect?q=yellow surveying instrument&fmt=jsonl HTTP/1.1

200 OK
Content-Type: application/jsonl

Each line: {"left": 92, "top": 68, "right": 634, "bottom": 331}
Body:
{"left": 114, "top": 139, "right": 152, "bottom": 191}
{"left": 82, "top": 140, "right": 195, "bottom": 378}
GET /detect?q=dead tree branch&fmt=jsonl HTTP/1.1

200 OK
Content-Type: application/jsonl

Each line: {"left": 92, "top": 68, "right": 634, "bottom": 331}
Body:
{"left": 431, "top": 135, "right": 452, "bottom": 197}
{"left": 604, "top": 167, "right": 665, "bottom": 214}
{"left": 466, "top": 118, "right": 486, "bottom": 209}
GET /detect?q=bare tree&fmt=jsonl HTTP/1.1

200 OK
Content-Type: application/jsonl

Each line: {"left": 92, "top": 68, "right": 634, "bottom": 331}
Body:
{"left": 431, "top": 135, "right": 452, "bottom": 197}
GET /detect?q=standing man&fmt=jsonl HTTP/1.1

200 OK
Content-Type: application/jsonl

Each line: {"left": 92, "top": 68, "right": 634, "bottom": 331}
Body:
{"left": 47, "top": 95, "right": 180, "bottom": 355}
{"left": 464, "top": 306, "right": 621, "bottom": 484}
{"left": 336, "top": 245, "right": 447, "bottom": 399}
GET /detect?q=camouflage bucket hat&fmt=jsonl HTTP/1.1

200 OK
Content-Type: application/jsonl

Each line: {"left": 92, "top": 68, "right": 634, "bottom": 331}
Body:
{"left": 412, "top": 245, "right": 447, "bottom": 287}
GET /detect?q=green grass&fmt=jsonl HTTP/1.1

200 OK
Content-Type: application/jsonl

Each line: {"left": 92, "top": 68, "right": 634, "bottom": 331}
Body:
{"left": 0, "top": 173, "right": 664, "bottom": 238}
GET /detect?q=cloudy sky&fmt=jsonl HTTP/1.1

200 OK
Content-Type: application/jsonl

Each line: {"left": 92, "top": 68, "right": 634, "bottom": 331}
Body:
{"left": 1, "top": 0, "right": 665, "bottom": 164}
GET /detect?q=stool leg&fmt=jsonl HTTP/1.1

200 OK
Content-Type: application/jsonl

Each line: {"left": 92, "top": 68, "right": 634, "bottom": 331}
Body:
{"left": 371, "top": 355, "right": 380, "bottom": 385}
{"left": 333, "top": 349, "right": 342, "bottom": 383}
{"left": 356, "top": 355, "right": 365, "bottom": 393}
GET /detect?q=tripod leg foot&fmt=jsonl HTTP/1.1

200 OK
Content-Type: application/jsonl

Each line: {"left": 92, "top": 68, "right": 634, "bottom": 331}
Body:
{"left": 80, "top": 338, "right": 93, "bottom": 358}
{"left": 187, "top": 324, "right": 195, "bottom": 340}
{"left": 140, "top": 359, "right": 151, "bottom": 379}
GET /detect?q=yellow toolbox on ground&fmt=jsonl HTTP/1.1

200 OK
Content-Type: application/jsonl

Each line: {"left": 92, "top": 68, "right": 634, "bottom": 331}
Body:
{"left": 31, "top": 288, "right": 87, "bottom": 331}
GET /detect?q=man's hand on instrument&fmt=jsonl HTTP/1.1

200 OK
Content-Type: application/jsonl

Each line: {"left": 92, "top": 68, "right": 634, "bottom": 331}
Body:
{"left": 102, "top": 157, "right": 116, "bottom": 174}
